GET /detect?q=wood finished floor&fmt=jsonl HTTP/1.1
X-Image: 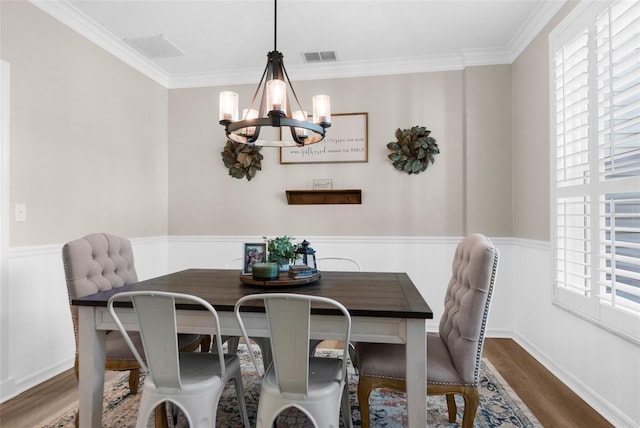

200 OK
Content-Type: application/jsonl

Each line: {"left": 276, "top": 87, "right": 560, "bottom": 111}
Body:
{"left": 0, "top": 338, "right": 613, "bottom": 427}
{"left": 482, "top": 338, "right": 612, "bottom": 428}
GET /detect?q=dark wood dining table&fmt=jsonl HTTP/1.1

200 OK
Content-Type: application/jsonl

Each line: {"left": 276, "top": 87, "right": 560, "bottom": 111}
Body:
{"left": 73, "top": 268, "right": 433, "bottom": 427}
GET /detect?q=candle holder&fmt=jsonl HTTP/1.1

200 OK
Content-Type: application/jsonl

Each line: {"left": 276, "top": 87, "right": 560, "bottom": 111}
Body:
{"left": 251, "top": 262, "right": 279, "bottom": 281}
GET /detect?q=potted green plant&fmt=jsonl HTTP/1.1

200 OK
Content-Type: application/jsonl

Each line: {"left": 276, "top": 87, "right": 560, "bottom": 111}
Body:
{"left": 264, "top": 235, "right": 297, "bottom": 270}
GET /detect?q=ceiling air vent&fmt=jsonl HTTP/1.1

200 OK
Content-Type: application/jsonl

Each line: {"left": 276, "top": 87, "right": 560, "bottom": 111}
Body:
{"left": 124, "top": 35, "right": 185, "bottom": 59}
{"left": 303, "top": 51, "right": 337, "bottom": 63}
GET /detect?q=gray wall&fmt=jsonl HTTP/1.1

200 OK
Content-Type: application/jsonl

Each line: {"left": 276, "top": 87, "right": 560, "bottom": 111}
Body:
{"left": 1, "top": 1, "right": 169, "bottom": 247}
{"left": 511, "top": 2, "right": 562, "bottom": 241}
{"left": 168, "top": 69, "right": 513, "bottom": 238}
{"left": 168, "top": 73, "right": 467, "bottom": 237}
{"left": 465, "top": 65, "right": 513, "bottom": 236}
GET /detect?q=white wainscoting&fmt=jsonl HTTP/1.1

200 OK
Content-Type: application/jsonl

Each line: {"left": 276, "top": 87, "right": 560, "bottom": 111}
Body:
{"left": 1, "top": 244, "right": 73, "bottom": 402}
{"left": 1, "top": 235, "right": 636, "bottom": 428}
{"left": 0, "top": 236, "right": 168, "bottom": 402}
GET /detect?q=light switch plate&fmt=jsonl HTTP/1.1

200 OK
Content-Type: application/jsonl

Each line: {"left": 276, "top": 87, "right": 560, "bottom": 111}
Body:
{"left": 15, "top": 204, "right": 26, "bottom": 222}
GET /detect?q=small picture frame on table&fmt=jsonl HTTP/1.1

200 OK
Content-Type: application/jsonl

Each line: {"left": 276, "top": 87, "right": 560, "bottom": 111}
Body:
{"left": 242, "top": 243, "right": 267, "bottom": 275}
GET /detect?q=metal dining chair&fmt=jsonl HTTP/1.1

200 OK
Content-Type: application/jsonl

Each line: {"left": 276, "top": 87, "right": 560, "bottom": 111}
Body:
{"left": 108, "top": 290, "right": 250, "bottom": 428}
{"left": 235, "top": 293, "right": 353, "bottom": 428}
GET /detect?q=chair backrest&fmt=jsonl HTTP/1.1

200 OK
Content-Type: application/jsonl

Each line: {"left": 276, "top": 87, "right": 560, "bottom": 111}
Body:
{"left": 439, "top": 233, "right": 499, "bottom": 385}
{"left": 108, "top": 291, "right": 226, "bottom": 390}
{"left": 62, "top": 233, "right": 138, "bottom": 350}
{"left": 316, "top": 257, "right": 362, "bottom": 272}
{"left": 235, "top": 293, "right": 351, "bottom": 395}
{"left": 63, "top": 233, "right": 138, "bottom": 299}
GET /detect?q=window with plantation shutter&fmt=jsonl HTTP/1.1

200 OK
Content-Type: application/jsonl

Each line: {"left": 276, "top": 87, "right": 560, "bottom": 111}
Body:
{"left": 551, "top": 0, "right": 640, "bottom": 342}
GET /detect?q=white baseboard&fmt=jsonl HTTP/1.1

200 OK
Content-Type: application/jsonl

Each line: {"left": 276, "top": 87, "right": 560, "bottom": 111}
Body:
{"left": 512, "top": 333, "right": 634, "bottom": 428}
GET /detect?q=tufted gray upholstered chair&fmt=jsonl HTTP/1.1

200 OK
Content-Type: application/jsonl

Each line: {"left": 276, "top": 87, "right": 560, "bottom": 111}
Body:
{"left": 62, "top": 233, "right": 209, "bottom": 427}
{"left": 354, "top": 234, "right": 499, "bottom": 428}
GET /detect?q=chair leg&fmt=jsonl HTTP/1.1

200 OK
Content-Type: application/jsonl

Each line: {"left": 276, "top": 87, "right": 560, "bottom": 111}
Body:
{"left": 347, "top": 342, "right": 358, "bottom": 374}
{"left": 446, "top": 393, "right": 457, "bottom": 422}
{"left": 233, "top": 369, "right": 251, "bottom": 427}
{"left": 341, "top": 382, "right": 353, "bottom": 428}
{"left": 129, "top": 368, "right": 140, "bottom": 394}
{"left": 200, "top": 335, "right": 212, "bottom": 352}
{"left": 356, "top": 376, "right": 374, "bottom": 428}
{"left": 460, "top": 387, "right": 479, "bottom": 428}
{"left": 225, "top": 336, "right": 240, "bottom": 353}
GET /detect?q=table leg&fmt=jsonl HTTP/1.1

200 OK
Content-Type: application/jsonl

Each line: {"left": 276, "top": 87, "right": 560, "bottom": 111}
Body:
{"left": 78, "top": 306, "right": 107, "bottom": 428}
{"left": 405, "top": 319, "right": 426, "bottom": 427}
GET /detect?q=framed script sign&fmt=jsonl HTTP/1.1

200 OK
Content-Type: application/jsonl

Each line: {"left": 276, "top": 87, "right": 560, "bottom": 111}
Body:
{"left": 280, "top": 112, "right": 368, "bottom": 164}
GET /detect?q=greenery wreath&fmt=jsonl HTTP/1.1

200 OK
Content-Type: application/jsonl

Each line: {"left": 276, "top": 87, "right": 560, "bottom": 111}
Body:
{"left": 221, "top": 139, "right": 263, "bottom": 181}
{"left": 387, "top": 126, "right": 439, "bottom": 175}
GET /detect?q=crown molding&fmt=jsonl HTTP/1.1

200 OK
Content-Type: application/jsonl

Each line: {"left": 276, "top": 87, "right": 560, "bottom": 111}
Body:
{"left": 31, "top": 0, "right": 566, "bottom": 90}
{"left": 506, "top": 0, "right": 567, "bottom": 62}
{"left": 30, "top": 0, "right": 170, "bottom": 88}
{"left": 460, "top": 48, "right": 514, "bottom": 67}
{"left": 167, "top": 54, "right": 470, "bottom": 89}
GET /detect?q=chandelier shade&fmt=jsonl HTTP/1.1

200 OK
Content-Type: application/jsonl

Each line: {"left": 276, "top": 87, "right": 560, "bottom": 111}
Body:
{"left": 218, "top": 0, "right": 331, "bottom": 147}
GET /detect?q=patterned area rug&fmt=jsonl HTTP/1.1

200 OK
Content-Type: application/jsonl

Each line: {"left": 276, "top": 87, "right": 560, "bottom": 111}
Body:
{"left": 40, "top": 344, "right": 541, "bottom": 427}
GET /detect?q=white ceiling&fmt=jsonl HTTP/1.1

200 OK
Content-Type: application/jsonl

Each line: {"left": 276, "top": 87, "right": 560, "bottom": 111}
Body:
{"left": 32, "top": 0, "right": 566, "bottom": 88}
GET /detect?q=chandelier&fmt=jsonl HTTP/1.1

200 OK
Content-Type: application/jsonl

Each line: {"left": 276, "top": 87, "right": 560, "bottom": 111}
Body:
{"left": 218, "top": 0, "right": 331, "bottom": 147}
